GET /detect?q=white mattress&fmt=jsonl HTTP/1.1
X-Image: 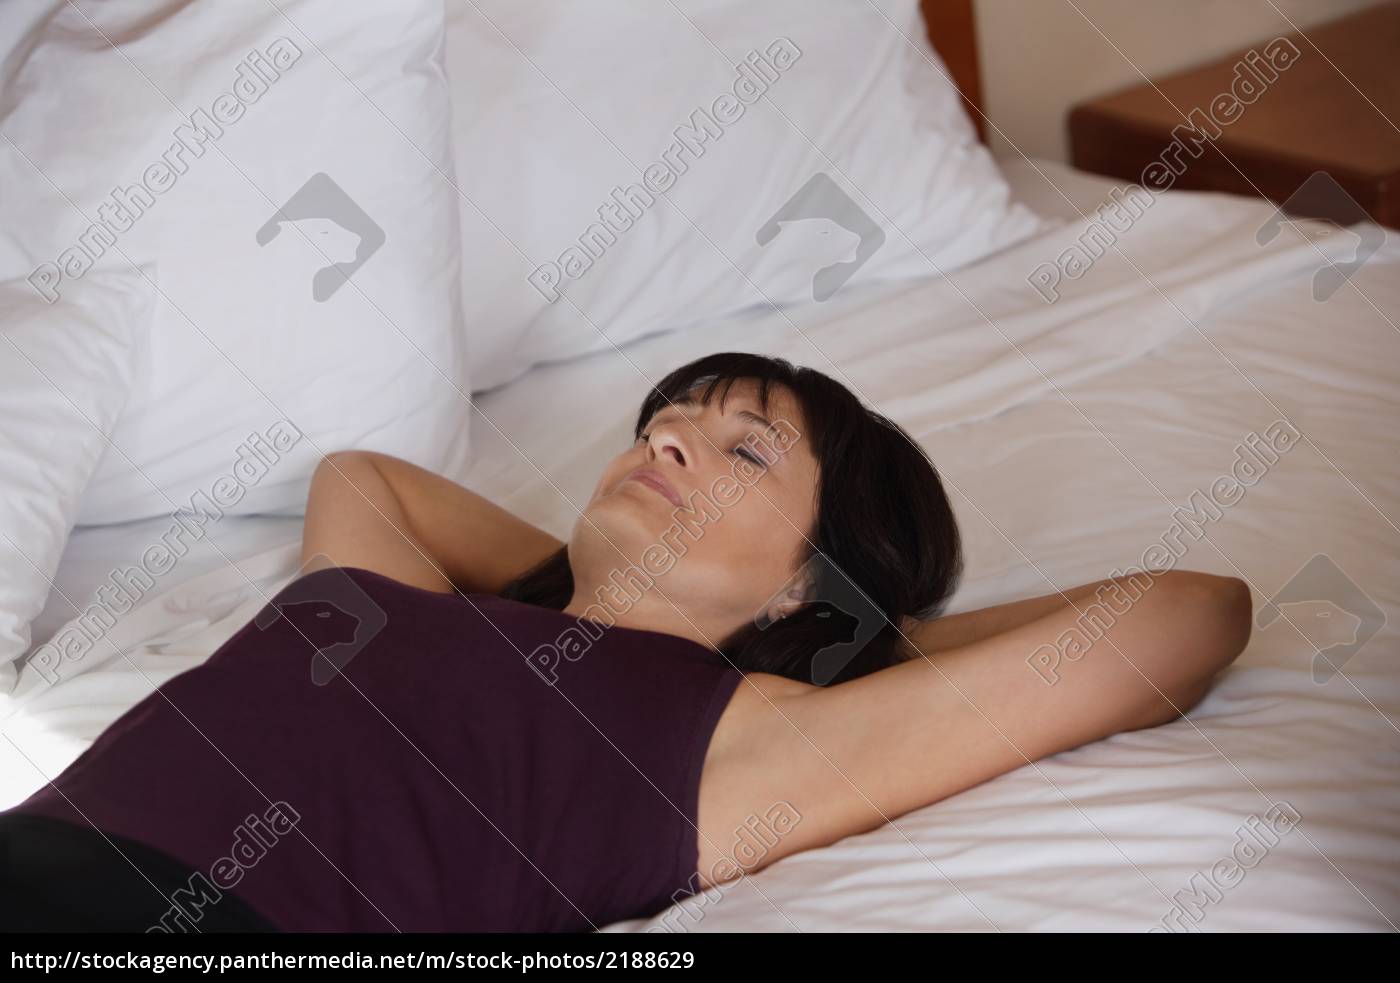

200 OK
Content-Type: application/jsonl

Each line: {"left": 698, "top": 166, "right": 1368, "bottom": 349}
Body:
{"left": 4, "top": 159, "right": 1396, "bottom": 932}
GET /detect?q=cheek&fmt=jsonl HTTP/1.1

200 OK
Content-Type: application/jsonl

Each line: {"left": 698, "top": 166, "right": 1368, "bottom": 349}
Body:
{"left": 720, "top": 487, "right": 811, "bottom": 573}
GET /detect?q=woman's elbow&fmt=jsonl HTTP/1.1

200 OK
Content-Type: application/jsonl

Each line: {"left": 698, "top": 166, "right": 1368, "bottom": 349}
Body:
{"left": 1198, "top": 573, "right": 1253, "bottom": 668}
{"left": 1132, "top": 572, "right": 1252, "bottom": 728}
{"left": 1158, "top": 570, "right": 1251, "bottom": 661}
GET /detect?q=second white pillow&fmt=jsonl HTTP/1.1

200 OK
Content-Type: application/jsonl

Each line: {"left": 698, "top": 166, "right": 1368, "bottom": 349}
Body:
{"left": 445, "top": 0, "right": 1043, "bottom": 392}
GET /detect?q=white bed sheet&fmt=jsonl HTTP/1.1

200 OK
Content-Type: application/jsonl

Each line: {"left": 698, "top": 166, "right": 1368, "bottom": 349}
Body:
{"left": 25, "top": 515, "right": 304, "bottom": 665}
{"left": 3, "top": 159, "right": 1396, "bottom": 932}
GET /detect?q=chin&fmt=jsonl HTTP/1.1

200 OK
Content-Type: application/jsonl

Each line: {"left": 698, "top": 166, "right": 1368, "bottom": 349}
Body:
{"left": 576, "top": 490, "right": 670, "bottom": 554}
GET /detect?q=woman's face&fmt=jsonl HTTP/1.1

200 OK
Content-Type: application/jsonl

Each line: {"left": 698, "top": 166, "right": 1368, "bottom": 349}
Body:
{"left": 567, "top": 379, "right": 821, "bottom": 644}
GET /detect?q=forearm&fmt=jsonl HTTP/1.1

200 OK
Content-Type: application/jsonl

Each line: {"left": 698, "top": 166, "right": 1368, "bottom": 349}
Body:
{"left": 901, "top": 577, "right": 1126, "bottom": 656}
{"left": 900, "top": 570, "right": 1251, "bottom": 725}
{"left": 301, "top": 451, "right": 563, "bottom": 594}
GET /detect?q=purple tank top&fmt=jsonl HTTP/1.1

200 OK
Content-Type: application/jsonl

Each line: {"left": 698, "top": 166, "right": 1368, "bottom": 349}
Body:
{"left": 5, "top": 566, "right": 745, "bottom": 932}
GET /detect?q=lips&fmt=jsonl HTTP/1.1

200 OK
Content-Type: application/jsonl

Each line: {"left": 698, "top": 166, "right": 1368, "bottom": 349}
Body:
{"left": 625, "top": 467, "right": 683, "bottom": 508}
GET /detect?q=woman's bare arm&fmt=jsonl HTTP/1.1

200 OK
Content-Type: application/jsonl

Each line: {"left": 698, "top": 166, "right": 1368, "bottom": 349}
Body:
{"left": 898, "top": 576, "right": 1163, "bottom": 656}
{"left": 299, "top": 450, "right": 563, "bottom": 595}
{"left": 728, "top": 570, "right": 1252, "bottom": 870}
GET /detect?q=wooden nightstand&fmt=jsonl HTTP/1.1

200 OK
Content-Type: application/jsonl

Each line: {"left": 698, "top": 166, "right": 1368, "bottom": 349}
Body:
{"left": 1069, "top": 2, "right": 1400, "bottom": 229}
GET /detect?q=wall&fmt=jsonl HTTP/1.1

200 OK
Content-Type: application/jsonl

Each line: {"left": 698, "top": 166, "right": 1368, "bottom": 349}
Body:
{"left": 974, "top": 0, "right": 1389, "bottom": 162}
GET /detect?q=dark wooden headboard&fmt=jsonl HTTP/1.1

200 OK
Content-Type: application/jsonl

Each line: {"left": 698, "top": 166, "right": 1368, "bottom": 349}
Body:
{"left": 920, "top": 0, "right": 986, "bottom": 140}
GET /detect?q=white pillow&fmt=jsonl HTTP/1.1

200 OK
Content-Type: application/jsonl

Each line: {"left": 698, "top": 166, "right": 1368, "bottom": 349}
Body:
{"left": 445, "top": 0, "right": 1042, "bottom": 391}
{"left": 0, "top": 0, "right": 470, "bottom": 523}
{"left": 0, "top": 270, "right": 155, "bottom": 694}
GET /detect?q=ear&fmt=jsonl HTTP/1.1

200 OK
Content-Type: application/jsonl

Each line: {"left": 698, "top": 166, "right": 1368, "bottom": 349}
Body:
{"left": 762, "top": 562, "right": 820, "bottom": 626}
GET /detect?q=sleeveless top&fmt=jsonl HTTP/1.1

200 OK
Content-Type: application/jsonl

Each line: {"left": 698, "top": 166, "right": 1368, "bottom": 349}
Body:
{"left": 4, "top": 566, "right": 746, "bottom": 932}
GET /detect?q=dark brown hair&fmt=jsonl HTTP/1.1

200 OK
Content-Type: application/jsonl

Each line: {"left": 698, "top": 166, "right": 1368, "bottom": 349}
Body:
{"left": 499, "top": 352, "right": 962, "bottom": 685}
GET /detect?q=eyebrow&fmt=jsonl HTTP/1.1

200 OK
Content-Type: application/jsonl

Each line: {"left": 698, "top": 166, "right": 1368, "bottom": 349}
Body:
{"left": 655, "top": 398, "right": 773, "bottom": 431}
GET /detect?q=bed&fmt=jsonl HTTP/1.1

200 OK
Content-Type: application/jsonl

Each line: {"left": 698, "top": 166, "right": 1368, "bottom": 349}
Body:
{"left": 2, "top": 1, "right": 1396, "bottom": 933}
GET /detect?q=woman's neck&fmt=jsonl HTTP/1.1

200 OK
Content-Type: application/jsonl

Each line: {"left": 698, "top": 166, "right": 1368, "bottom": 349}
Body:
{"left": 561, "top": 583, "right": 728, "bottom": 650}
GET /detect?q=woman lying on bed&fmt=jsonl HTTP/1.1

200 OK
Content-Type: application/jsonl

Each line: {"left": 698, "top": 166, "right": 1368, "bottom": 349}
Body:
{"left": 0, "top": 352, "right": 1251, "bottom": 933}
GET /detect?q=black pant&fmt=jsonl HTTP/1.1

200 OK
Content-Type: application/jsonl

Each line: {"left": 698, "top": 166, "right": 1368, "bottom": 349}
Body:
{"left": 0, "top": 812, "right": 279, "bottom": 932}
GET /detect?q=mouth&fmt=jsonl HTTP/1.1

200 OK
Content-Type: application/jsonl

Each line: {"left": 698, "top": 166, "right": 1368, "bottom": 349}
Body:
{"left": 624, "top": 467, "right": 683, "bottom": 508}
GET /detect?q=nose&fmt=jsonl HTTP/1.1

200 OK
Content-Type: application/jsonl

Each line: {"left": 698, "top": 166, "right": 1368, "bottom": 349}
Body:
{"left": 646, "top": 420, "right": 690, "bottom": 469}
